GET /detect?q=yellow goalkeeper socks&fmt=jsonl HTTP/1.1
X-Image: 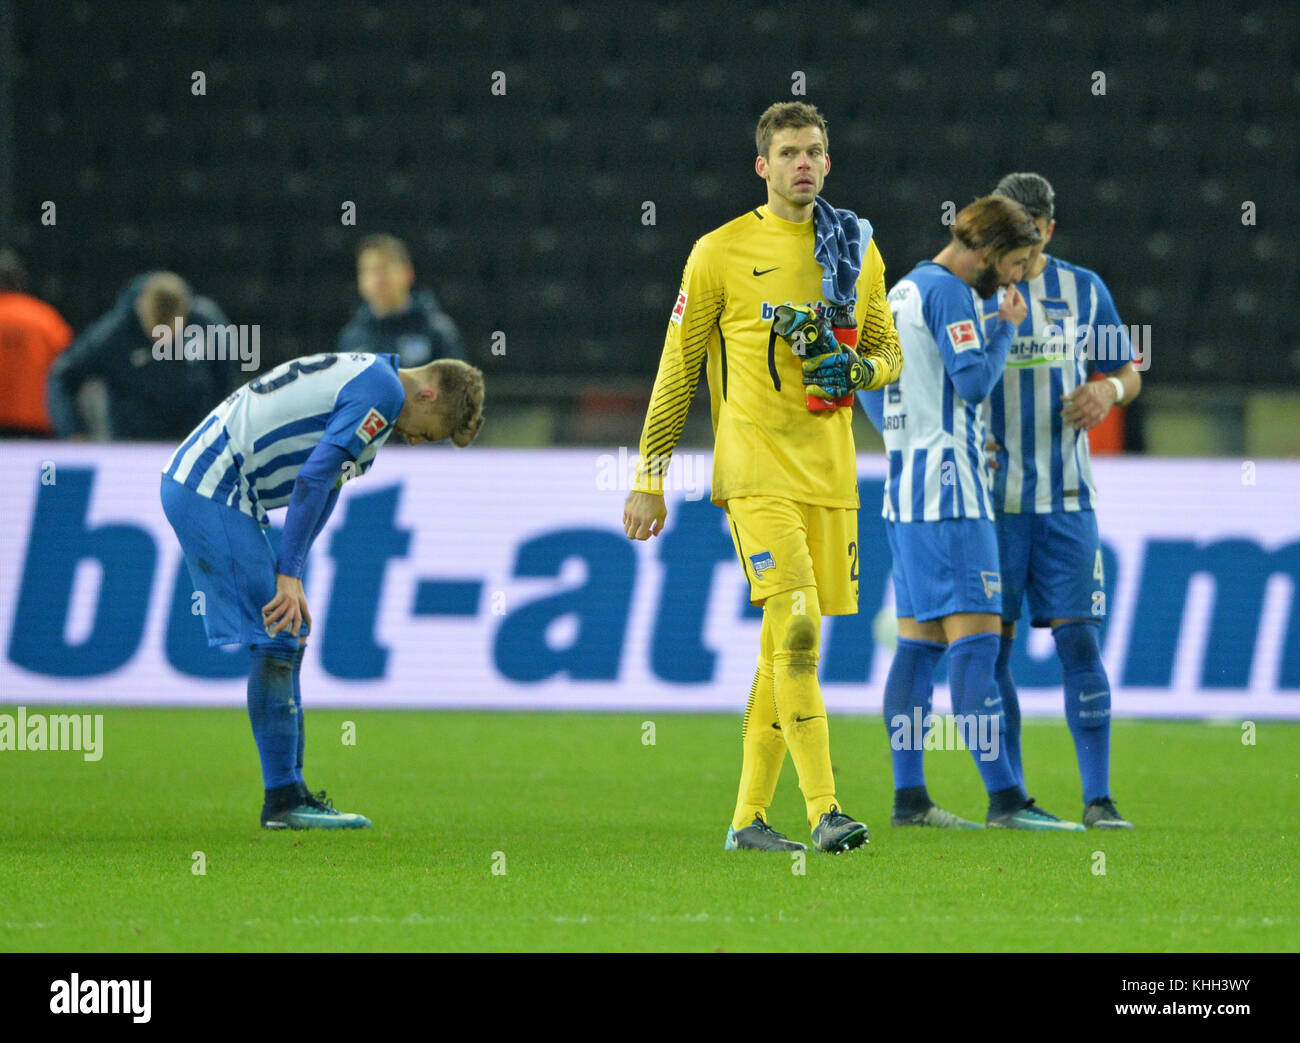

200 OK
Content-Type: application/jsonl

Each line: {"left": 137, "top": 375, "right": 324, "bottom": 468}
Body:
{"left": 731, "top": 657, "right": 786, "bottom": 831}
{"left": 767, "top": 586, "right": 838, "bottom": 830}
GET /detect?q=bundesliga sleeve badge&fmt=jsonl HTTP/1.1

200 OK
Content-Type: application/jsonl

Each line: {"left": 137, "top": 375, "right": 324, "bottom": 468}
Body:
{"left": 946, "top": 319, "right": 979, "bottom": 353}
{"left": 355, "top": 408, "right": 388, "bottom": 444}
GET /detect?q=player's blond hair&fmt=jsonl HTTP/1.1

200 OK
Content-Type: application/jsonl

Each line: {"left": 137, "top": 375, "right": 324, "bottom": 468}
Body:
{"left": 952, "top": 195, "right": 1042, "bottom": 261}
{"left": 430, "top": 358, "right": 485, "bottom": 448}
{"left": 755, "top": 102, "right": 828, "bottom": 159}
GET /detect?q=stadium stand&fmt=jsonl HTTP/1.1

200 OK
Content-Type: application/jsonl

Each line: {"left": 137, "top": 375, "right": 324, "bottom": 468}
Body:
{"left": 9, "top": 1, "right": 1297, "bottom": 386}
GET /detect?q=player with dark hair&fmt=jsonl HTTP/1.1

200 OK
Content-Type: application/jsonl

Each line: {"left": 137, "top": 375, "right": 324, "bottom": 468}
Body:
{"left": 161, "top": 353, "right": 484, "bottom": 829}
{"left": 863, "top": 195, "right": 1084, "bottom": 830}
{"left": 623, "top": 101, "right": 903, "bottom": 853}
{"left": 980, "top": 172, "right": 1141, "bottom": 829}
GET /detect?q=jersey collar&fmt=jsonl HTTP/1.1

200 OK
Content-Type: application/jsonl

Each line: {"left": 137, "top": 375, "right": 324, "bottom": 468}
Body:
{"left": 757, "top": 204, "right": 814, "bottom": 234}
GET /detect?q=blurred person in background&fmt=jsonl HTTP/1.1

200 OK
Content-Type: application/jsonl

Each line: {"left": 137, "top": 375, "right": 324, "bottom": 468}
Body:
{"left": 0, "top": 248, "right": 73, "bottom": 438}
{"left": 338, "top": 234, "right": 467, "bottom": 365}
{"left": 47, "top": 271, "right": 242, "bottom": 441}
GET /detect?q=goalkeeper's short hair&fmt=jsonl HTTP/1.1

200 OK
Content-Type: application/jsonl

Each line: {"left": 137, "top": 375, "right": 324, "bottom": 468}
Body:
{"left": 755, "top": 102, "right": 828, "bottom": 159}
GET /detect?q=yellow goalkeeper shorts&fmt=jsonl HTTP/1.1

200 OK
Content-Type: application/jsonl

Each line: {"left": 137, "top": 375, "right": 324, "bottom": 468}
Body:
{"left": 725, "top": 496, "right": 859, "bottom": 616}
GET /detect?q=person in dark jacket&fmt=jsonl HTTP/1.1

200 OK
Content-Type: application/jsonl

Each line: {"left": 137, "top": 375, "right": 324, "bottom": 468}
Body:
{"left": 48, "top": 271, "right": 243, "bottom": 441}
{"left": 338, "top": 234, "right": 467, "bottom": 365}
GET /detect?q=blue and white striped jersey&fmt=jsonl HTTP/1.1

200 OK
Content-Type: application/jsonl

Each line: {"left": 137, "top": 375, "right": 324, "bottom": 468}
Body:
{"left": 880, "top": 261, "right": 1012, "bottom": 523}
{"left": 975, "top": 256, "right": 1132, "bottom": 514}
{"left": 162, "top": 352, "right": 405, "bottom": 523}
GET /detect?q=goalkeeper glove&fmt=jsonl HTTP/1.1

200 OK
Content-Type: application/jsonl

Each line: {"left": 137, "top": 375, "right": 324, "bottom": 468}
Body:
{"left": 772, "top": 304, "right": 835, "bottom": 357}
{"left": 802, "top": 346, "right": 876, "bottom": 400}
{"left": 772, "top": 305, "right": 855, "bottom": 411}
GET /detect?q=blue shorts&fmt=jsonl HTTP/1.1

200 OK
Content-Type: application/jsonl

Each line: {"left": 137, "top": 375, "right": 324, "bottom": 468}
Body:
{"left": 886, "top": 517, "right": 1003, "bottom": 622}
{"left": 160, "top": 476, "right": 299, "bottom": 648}
{"left": 996, "top": 509, "right": 1104, "bottom": 627}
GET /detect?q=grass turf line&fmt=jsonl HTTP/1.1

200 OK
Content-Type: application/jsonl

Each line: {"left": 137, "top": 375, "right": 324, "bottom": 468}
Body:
{"left": 0, "top": 709, "right": 1295, "bottom": 952}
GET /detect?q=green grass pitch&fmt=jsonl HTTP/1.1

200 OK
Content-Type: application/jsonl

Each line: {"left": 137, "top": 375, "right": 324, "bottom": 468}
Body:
{"left": 1, "top": 708, "right": 1296, "bottom": 952}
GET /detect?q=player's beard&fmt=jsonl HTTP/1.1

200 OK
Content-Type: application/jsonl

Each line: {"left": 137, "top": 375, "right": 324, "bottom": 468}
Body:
{"left": 779, "top": 180, "right": 818, "bottom": 208}
{"left": 973, "top": 262, "right": 1001, "bottom": 299}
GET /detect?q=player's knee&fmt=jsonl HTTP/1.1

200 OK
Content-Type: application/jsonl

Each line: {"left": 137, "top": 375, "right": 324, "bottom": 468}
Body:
{"left": 782, "top": 613, "right": 820, "bottom": 654}
{"left": 251, "top": 642, "right": 297, "bottom": 695}
{"left": 768, "top": 587, "right": 821, "bottom": 651}
{"left": 1052, "top": 620, "right": 1103, "bottom": 670}
{"left": 252, "top": 641, "right": 295, "bottom": 664}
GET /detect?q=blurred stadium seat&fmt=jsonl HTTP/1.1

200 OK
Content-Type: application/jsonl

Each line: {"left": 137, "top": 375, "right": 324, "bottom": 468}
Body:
{"left": 9, "top": 0, "right": 1297, "bottom": 388}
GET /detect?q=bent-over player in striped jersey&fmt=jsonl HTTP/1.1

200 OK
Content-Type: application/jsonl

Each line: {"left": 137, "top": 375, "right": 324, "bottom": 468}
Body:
{"left": 978, "top": 172, "right": 1141, "bottom": 829}
{"left": 161, "top": 352, "right": 484, "bottom": 829}
{"left": 623, "top": 103, "right": 902, "bottom": 853}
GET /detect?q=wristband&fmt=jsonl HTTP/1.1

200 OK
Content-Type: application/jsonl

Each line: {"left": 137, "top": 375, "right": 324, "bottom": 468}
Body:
{"left": 1107, "top": 375, "right": 1125, "bottom": 405}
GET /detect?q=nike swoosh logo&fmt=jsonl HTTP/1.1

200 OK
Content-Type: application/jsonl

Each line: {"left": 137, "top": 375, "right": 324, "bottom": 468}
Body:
{"left": 752, "top": 266, "right": 780, "bottom": 276}
{"left": 792, "top": 714, "right": 824, "bottom": 723}
{"left": 1079, "top": 691, "right": 1108, "bottom": 702}
{"left": 984, "top": 698, "right": 1002, "bottom": 707}
{"left": 770, "top": 722, "right": 782, "bottom": 730}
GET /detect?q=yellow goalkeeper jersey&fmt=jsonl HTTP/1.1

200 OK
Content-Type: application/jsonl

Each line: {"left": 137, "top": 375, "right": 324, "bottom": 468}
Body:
{"left": 634, "top": 204, "right": 903, "bottom": 509}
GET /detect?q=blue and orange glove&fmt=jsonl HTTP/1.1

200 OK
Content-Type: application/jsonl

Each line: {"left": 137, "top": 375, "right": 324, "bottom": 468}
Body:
{"left": 801, "top": 345, "right": 875, "bottom": 400}
{"left": 772, "top": 304, "right": 860, "bottom": 411}
{"left": 773, "top": 304, "right": 835, "bottom": 355}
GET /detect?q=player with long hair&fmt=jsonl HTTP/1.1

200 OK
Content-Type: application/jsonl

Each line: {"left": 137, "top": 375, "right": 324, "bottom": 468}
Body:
{"left": 866, "top": 196, "right": 1085, "bottom": 830}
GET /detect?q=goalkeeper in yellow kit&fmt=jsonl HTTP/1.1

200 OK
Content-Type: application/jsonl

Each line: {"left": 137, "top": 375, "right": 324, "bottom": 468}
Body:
{"left": 623, "top": 103, "right": 903, "bottom": 852}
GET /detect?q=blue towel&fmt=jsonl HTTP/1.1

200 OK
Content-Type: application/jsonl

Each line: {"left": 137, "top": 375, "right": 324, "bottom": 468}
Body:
{"left": 813, "top": 197, "right": 873, "bottom": 306}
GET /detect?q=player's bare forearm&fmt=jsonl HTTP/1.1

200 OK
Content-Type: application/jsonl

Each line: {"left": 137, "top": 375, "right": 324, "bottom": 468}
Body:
{"left": 1061, "top": 362, "right": 1141, "bottom": 431}
{"left": 1115, "top": 362, "right": 1142, "bottom": 404}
